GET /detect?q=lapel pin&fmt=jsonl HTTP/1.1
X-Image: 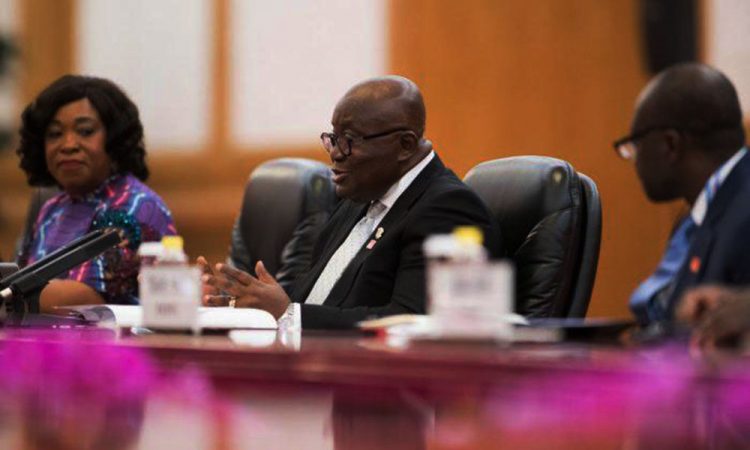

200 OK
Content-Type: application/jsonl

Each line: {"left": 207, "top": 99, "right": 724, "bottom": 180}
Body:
{"left": 375, "top": 227, "right": 384, "bottom": 239}
{"left": 689, "top": 256, "right": 701, "bottom": 274}
{"left": 366, "top": 239, "right": 376, "bottom": 250}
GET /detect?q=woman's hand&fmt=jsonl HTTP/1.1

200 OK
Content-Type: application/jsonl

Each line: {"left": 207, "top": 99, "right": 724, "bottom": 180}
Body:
{"left": 39, "top": 280, "right": 105, "bottom": 313}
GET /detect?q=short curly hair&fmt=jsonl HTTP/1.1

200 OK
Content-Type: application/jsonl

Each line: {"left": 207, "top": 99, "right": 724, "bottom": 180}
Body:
{"left": 17, "top": 74, "right": 149, "bottom": 186}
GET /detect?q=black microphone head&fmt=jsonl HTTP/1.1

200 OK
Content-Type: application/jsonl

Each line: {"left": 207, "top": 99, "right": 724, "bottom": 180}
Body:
{"left": 5, "top": 229, "right": 123, "bottom": 304}
{"left": 1, "top": 229, "right": 106, "bottom": 288}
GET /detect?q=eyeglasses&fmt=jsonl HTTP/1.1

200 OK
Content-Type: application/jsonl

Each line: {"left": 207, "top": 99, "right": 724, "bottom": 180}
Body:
{"left": 320, "top": 128, "right": 413, "bottom": 157}
{"left": 612, "top": 125, "right": 675, "bottom": 160}
{"left": 613, "top": 122, "right": 741, "bottom": 160}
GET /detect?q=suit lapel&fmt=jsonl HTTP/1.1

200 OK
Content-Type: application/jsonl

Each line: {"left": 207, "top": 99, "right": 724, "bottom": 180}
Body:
{"left": 701, "top": 151, "right": 750, "bottom": 228}
{"left": 321, "top": 202, "right": 369, "bottom": 264}
{"left": 667, "top": 151, "right": 749, "bottom": 312}
{"left": 679, "top": 231, "right": 714, "bottom": 286}
{"left": 376, "top": 156, "right": 446, "bottom": 233}
{"left": 682, "top": 152, "right": 750, "bottom": 286}
{"left": 324, "top": 156, "right": 446, "bottom": 307}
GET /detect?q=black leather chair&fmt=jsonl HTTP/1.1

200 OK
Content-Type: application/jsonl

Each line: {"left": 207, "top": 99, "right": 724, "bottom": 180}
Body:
{"left": 15, "top": 187, "right": 60, "bottom": 260}
{"left": 229, "top": 158, "right": 337, "bottom": 293}
{"left": 464, "top": 156, "right": 601, "bottom": 318}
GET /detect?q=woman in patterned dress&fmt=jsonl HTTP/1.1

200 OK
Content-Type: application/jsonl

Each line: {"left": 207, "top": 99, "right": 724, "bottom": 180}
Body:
{"left": 16, "top": 75, "right": 177, "bottom": 312}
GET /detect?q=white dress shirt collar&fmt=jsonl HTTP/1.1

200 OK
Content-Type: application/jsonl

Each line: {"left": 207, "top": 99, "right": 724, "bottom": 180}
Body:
{"left": 377, "top": 150, "right": 436, "bottom": 211}
{"left": 691, "top": 147, "right": 747, "bottom": 226}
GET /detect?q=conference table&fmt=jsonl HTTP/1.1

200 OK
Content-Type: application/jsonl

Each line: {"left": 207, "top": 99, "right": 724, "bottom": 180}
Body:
{"left": 95, "top": 327, "right": 750, "bottom": 449}
{"left": 2, "top": 325, "right": 750, "bottom": 449}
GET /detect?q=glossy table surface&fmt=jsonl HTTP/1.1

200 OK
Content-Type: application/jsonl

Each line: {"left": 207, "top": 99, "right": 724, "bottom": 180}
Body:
{"left": 2, "top": 327, "right": 750, "bottom": 449}
{"left": 134, "top": 329, "right": 750, "bottom": 449}
{"left": 125, "top": 329, "right": 739, "bottom": 382}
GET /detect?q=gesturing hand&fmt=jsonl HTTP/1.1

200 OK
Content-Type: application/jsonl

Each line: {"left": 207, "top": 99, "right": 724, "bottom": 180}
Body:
{"left": 202, "top": 260, "right": 291, "bottom": 320}
{"left": 196, "top": 256, "right": 220, "bottom": 300}
{"left": 677, "top": 285, "right": 750, "bottom": 350}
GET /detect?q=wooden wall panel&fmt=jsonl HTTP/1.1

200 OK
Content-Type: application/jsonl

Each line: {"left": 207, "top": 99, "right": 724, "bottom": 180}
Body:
{"left": 17, "top": 0, "right": 75, "bottom": 104}
{"left": 0, "top": 0, "right": 76, "bottom": 260}
{"left": 390, "top": 0, "right": 686, "bottom": 318}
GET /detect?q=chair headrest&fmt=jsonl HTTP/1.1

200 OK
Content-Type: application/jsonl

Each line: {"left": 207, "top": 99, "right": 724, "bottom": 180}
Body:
{"left": 464, "top": 156, "right": 580, "bottom": 256}
{"left": 238, "top": 158, "right": 335, "bottom": 274}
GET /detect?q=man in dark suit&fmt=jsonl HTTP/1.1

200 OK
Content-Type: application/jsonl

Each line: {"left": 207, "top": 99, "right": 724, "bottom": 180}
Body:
{"left": 616, "top": 63, "right": 749, "bottom": 325}
{"left": 203, "top": 76, "right": 501, "bottom": 329}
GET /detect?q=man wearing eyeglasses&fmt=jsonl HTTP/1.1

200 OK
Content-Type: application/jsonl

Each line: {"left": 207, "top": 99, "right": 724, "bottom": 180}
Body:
{"left": 615, "top": 63, "right": 749, "bottom": 325}
{"left": 203, "top": 75, "right": 502, "bottom": 329}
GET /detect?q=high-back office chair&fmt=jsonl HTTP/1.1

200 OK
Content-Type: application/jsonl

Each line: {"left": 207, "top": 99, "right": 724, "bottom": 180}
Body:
{"left": 15, "top": 187, "right": 60, "bottom": 260}
{"left": 464, "top": 156, "right": 601, "bottom": 318}
{"left": 229, "top": 158, "right": 337, "bottom": 292}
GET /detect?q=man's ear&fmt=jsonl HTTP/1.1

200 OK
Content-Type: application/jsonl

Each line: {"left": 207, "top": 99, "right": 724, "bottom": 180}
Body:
{"left": 663, "top": 129, "right": 683, "bottom": 163}
{"left": 397, "top": 131, "right": 419, "bottom": 161}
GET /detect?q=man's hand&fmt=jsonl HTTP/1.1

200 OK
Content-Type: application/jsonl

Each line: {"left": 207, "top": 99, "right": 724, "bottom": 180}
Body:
{"left": 677, "top": 285, "right": 750, "bottom": 349}
{"left": 202, "top": 260, "right": 291, "bottom": 319}
{"left": 197, "top": 256, "right": 223, "bottom": 303}
{"left": 676, "top": 285, "right": 730, "bottom": 325}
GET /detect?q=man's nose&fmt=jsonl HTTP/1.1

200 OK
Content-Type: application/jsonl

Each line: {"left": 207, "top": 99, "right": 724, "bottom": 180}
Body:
{"left": 328, "top": 143, "right": 347, "bottom": 162}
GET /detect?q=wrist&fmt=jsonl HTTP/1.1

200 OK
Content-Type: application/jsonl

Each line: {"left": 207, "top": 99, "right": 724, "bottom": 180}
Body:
{"left": 272, "top": 297, "right": 291, "bottom": 320}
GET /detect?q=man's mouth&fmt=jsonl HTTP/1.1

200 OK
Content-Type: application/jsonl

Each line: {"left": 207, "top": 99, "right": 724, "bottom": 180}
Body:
{"left": 331, "top": 168, "right": 348, "bottom": 183}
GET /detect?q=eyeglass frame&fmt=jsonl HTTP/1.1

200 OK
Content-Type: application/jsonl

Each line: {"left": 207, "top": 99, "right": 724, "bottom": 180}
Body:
{"left": 320, "top": 127, "right": 415, "bottom": 157}
{"left": 612, "top": 122, "right": 740, "bottom": 161}
{"left": 612, "top": 125, "right": 675, "bottom": 160}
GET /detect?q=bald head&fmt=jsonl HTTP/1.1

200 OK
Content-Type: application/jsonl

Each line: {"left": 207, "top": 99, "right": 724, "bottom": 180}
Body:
{"left": 627, "top": 64, "right": 746, "bottom": 204}
{"left": 635, "top": 63, "right": 745, "bottom": 154}
{"left": 327, "top": 76, "right": 432, "bottom": 203}
{"left": 338, "top": 75, "right": 426, "bottom": 136}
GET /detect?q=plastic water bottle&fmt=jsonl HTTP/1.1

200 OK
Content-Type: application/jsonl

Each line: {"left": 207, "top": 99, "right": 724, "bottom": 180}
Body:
{"left": 138, "top": 241, "right": 164, "bottom": 269}
{"left": 424, "top": 226, "right": 514, "bottom": 339}
{"left": 140, "top": 236, "right": 201, "bottom": 332}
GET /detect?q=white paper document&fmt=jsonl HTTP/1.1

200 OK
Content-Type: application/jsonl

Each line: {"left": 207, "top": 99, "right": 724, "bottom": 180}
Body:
{"left": 58, "top": 305, "right": 277, "bottom": 330}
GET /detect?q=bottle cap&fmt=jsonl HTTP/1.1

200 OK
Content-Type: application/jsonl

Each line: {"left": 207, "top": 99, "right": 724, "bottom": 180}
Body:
{"left": 453, "top": 226, "right": 483, "bottom": 246}
{"left": 138, "top": 241, "right": 164, "bottom": 257}
{"left": 423, "top": 234, "right": 458, "bottom": 258}
{"left": 161, "top": 235, "right": 184, "bottom": 250}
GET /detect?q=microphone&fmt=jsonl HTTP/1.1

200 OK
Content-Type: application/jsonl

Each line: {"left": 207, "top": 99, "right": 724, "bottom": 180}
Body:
{"left": 1, "top": 229, "right": 122, "bottom": 321}
{"left": 0, "top": 229, "right": 106, "bottom": 288}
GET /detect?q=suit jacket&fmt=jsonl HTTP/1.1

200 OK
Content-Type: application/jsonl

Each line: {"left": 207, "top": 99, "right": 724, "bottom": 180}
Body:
{"left": 666, "top": 151, "right": 750, "bottom": 317}
{"left": 290, "top": 155, "right": 503, "bottom": 329}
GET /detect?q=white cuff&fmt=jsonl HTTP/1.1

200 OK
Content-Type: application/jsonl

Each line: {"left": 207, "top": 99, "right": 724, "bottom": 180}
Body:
{"left": 278, "top": 302, "right": 301, "bottom": 331}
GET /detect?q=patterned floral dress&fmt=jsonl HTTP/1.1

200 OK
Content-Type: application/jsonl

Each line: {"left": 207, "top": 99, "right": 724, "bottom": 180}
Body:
{"left": 18, "top": 173, "right": 177, "bottom": 304}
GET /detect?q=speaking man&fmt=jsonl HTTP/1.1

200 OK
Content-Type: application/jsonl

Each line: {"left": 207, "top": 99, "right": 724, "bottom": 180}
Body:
{"left": 202, "top": 76, "right": 502, "bottom": 329}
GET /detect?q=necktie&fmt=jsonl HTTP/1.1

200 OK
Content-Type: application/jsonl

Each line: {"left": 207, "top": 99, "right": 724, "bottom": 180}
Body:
{"left": 305, "top": 201, "right": 386, "bottom": 305}
{"left": 629, "top": 216, "right": 697, "bottom": 323}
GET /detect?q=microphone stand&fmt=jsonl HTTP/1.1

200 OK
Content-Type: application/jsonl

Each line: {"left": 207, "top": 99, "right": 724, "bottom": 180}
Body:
{"left": 0, "top": 229, "right": 122, "bottom": 325}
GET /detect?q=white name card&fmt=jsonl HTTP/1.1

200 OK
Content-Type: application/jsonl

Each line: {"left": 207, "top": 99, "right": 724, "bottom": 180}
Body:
{"left": 140, "top": 265, "right": 201, "bottom": 331}
{"left": 427, "top": 260, "right": 514, "bottom": 339}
